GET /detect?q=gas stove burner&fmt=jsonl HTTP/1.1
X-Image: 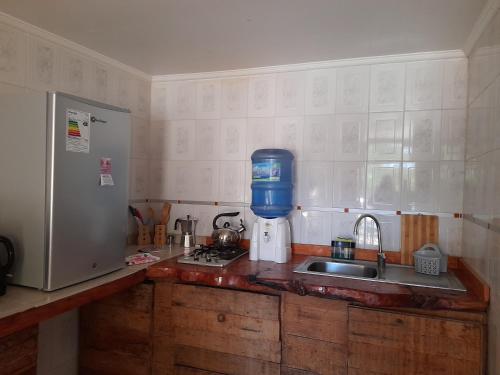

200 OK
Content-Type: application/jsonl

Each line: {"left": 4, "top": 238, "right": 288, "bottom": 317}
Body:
{"left": 177, "top": 244, "right": 248, "bottom": 267}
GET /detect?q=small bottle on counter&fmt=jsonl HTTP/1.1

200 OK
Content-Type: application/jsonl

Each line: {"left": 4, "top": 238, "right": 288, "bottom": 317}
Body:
{"left": 331, "top": 237, "right": 355, "bottom": 260}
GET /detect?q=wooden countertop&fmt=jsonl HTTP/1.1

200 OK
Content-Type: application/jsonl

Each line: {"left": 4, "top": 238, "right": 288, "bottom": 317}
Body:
{"left": 0, "top": 246, "right": 184, "bottom": 338}
{"left": 0, "top": 244, "right": 489, "bottom": 338}
{"left": 147, "top": 253, "right": 489, "bottom": 312}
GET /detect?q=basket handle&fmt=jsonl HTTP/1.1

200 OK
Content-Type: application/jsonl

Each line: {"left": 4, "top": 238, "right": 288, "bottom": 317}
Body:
{"left": 421, "top": 243, "right": 441, "bottom": 256}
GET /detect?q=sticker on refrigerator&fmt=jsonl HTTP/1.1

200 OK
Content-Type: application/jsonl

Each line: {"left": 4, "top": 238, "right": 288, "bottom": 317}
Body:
{"left": 99, "top": 158, "right": 114, "bottom": 186}
{"left": 252, "top": 161, "right": 281, "bottom": 182}
{"left": 66, "top": 109, "right": 90, "bottom": 153}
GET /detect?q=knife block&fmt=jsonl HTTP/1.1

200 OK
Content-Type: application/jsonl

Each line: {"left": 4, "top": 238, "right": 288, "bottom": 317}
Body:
{"left": 137, "top": 225, "right": 152, "bottom": 245}
{"left": 154, "top": 224, "right": 166, "bottom": 247}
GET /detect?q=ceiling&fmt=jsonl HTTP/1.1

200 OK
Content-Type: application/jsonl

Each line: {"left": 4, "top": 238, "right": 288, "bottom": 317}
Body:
{"left": 0, "top": 0, "right": 486, "bottom": 75}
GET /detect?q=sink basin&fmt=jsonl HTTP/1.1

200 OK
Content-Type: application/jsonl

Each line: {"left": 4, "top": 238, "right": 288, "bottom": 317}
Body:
{"left": 294, "top": 257, "right": 466, "bottom": 292}
{"left": 307, "top": 261, "right": 378, "bottom": 278}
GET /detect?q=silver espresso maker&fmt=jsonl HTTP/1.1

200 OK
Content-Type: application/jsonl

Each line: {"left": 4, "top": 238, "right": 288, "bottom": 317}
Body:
{"left": 174, "top": 215, "right": 198, "bottom": 247}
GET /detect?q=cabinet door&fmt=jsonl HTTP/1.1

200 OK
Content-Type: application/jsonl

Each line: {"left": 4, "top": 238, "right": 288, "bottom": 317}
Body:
{"left": 282, "top": 293, "right": 348, "bottom": 375}
{"left": 154, "top": 283, "right": 281, "bottom": 375}
{"left": 348, "top": 306, "right": 484, "bottom": 375}
{"left": 80, "top": 283, "right": 154, "bottom": 375}
{"left": 0, "top": 326, "right": 38, "bottom": 375}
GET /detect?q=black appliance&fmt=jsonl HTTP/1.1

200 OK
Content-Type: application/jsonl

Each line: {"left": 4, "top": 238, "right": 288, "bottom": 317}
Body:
{"left": 0, "top": 236, "right": 15, "bottom": 296}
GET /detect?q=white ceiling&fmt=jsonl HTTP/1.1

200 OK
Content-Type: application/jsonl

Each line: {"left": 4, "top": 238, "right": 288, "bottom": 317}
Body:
{"left": 0, "top": 0, "right": 486, "bottom": 75}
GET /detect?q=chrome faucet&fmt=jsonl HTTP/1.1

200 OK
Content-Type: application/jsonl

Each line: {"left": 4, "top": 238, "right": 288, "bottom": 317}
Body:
{"left": 353, "top": 214, "right": 386, "bottom": 278}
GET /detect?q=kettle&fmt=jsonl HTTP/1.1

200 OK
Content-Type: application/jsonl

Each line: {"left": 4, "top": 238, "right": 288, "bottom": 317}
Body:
{"left": 0, "top": 236, "right": 15, "bottom": 296}
{"left": 175, "top": 215, "right": 198, "bottom": 248}
{"left": 211, "top": 212, "right": 246, "bottom": 248}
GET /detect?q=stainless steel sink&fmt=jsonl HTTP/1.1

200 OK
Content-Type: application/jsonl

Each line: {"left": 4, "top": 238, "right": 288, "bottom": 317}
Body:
{"left": 307, "top": 261, "right": 378, "bottom": 278}
{"left": 294, "top": 257, "right": 466, "bottom": 292}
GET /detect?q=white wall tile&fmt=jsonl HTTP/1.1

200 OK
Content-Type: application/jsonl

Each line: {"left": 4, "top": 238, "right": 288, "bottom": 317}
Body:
{"left": 402, "top": 162, "right": 439, "bottom": 212}
{"left": 151, "top": 83, "right": 168, "bottom": 121}
{"left": 195, "top": 119, "right": 220, "bottom": 160}
{"left": 288, "top": 209, "right": 302, "bottom": 243}
{"left": 219, "top": 160, "right": 245, "bottom": 203}
{"left": 165, "top": 161, "right": 192, "bottom": 200}
{"left": 149, "top": 121, "right": 168, "bottom": 160}
{"left": 334, "top": 114, "right": 368, "bottom": 161}
{"left": 443, "top": 58, "right": 467, "bottom": 109}
{"left": 221, "top": 77, "right": 248, "bottom": 118}
{"left": 166, "top": 80, "right": 196, "bottom": 120}
{"left": 336, "top": 65, "right": 369, "bottom": 114}
{"left": 440, "top": 109, "right": 466, "bottom": 161}
{"left": 297, "top": 161, "right": 333, "bottom": 207}
{"left": 305, "top": 68, "right": 336, "bottom": 115}
{"left": 196, "top": 79, "right": 221, "bottom": 119}
{"left": 192, "top": 161, "right": 219, "bottom": 201}
{"left": 366, "top": 162, "right": 401, "bottom": 210}
{"left": 0, "top": 22, "right": 27, "bottom": 86}
{"left": 333, "top": 162, "right": 366, "bottom": 208}
{"left": 28, "top": 35, "right": 59, "bottom": 91}
{"left": 243, "top": 207, "right": 258, "bottom": 240}
{"left": 130, "top": 158, "right": 149, "bottom": 200}
{"left": 332, "top": 212, "right": 359, "bottom": 239}
{"left": 361, "top": 214, "right": 401, "bottom": 251}
{"left": 403, "top": 110, "right": 441, "bottom": 161}
{"left": 246, "top": 117, "right": 275, "bottom": 158}
{"left": 135, "top": 78, "right": 150, "bottom": 119}
{"left": 244, "top": 160, "right": 252, "bottom": 204}
{"left": 276, "top": 71, "right": 305, "bottom": 116}
{"left": 166, "top": 120, "right": 196, "bottom": 160}
{"left": 438, "top": 161, "right": 464, "bottom": 213}
{"left": 91, "top": 63, "right": 113, "bottom": 105}
{"left": 220, "top": 118, "right": 247, "bottom": 160}
{"left": 114, "top": 70, "right": 133, "bottom": 110}
{"left": 300, "top": 210, "right": 332, "bottom": 245}
{"left": 438, "top": 217, "right": 463, "bottom": 256}
{"left": 274, "top": 116, "right": 304, "bottom": 160}
{"left": 405, "top": 60, "right": 443, "bottom": 110}
{"left": 131, "top": 116, "right": 149, "bottom": 159}
{"left": 192, "top": 204, "right": 219, "bottom": 237}
{"left": 303, "top": 115, "right": 334, "bottom": 161}
{"left": 369, "top": 62, "right": 405, "bottom": 112}
{"left": 150, "top": 159, "right": 169, "bottom": 199}
{"left": 248, "top": 74, "right": 276, "bottom": 117}
{"left": 60, "top": 48, "right": 90, "bottom": 97}
{"left": 368, "top": 112, "right": 403, "bottom": 161}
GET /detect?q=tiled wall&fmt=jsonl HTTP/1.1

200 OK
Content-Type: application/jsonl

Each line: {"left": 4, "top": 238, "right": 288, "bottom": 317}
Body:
{"left": 150, "top": 56, "right": 467, "bottom": 253}
{"left": 0, "top": 12, "right": 151, "bottom": 375}
{"left": 463, "top": 8, "right": 500, "bottom": 374}
{"left": 0, "top": 12, "right": 151, "bottom": 205}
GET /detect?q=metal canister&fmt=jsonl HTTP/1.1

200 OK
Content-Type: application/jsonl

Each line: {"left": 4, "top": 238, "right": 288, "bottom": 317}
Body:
{"left": 331, "top": 238, "right": 355, "bottom": 260}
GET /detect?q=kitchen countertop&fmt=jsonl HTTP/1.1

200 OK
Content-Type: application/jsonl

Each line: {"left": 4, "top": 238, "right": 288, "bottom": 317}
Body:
{"left": 147, "top": 252, "right": 489, "bottom": 312}
{"left": 0, "top": 244, "right": 489, "bottom": 338}
{"left": 0, "top": 245, "right": 185, "bottom": 337}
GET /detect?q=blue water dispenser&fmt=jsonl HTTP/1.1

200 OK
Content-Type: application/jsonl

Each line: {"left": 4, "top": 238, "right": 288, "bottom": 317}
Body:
{"left": 249, "top": 149, "right": 294, "bottom": 263}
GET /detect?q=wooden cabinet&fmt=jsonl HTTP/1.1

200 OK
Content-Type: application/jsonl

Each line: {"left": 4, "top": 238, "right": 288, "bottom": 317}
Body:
{"left": 0, "top": 326, "right": 38, "bottom": 375}
{"left": 79, "top": 282, "right": 154, "bottom": 375}
{"left": 153, "top": 282, "right": 281, "bottom": 375}
{"left": 348, "top": 306, "right": 485, "bottom": 375}
{"left": 281, "top": 292, "right": 349, "bottom": 375}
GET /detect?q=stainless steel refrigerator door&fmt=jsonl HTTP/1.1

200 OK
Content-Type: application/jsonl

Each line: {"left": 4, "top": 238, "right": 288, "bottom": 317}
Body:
{"left": 45, "top": 92, "right": 130, "bottom": 291}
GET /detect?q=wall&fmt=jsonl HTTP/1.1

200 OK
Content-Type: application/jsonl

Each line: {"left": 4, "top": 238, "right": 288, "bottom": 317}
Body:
{"left": 150, "top": 53, "right": 467, "bottom": 253}
{"left": 0, "top": 11, "right": 151, "bottom": 375}
{"left": 463, "top": 5, "right": 500, "bottom": 374}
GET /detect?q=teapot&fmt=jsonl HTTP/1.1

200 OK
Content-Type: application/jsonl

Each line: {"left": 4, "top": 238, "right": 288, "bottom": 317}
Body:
{"left": 211, "top": 212, "right": 246, "bottom": 248}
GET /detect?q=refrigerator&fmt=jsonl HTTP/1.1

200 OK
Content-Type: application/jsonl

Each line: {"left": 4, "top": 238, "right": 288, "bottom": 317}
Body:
{"left": 0, "top": 87, "right": 130, "bottom": 291}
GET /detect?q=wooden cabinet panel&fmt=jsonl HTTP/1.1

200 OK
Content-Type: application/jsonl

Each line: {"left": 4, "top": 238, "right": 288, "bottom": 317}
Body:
{"left": 172, "top": 284, "right": 280, "bottom": 321}
{"left": 348, "top": 306, "right": 484, "bottom": 375}
{"left": 175, "top": 345, "right": 280, "bottom": 375}
{"left": 281, "top": 367, "right": 317, "bottom": 375}
{"left": 282, "top": 335, "right": 347, "bottom": 375}
{"left": 0, "top": 326, "right": 37, "bottom": 375}
{"left": 174, "top": 365, "right": 223, "bottom": 375}
{"left": 80, "top": 283, "right": 154, "bottom": 375}
{"left": 283, "top": 293, "right": 348, "bottom": 343}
